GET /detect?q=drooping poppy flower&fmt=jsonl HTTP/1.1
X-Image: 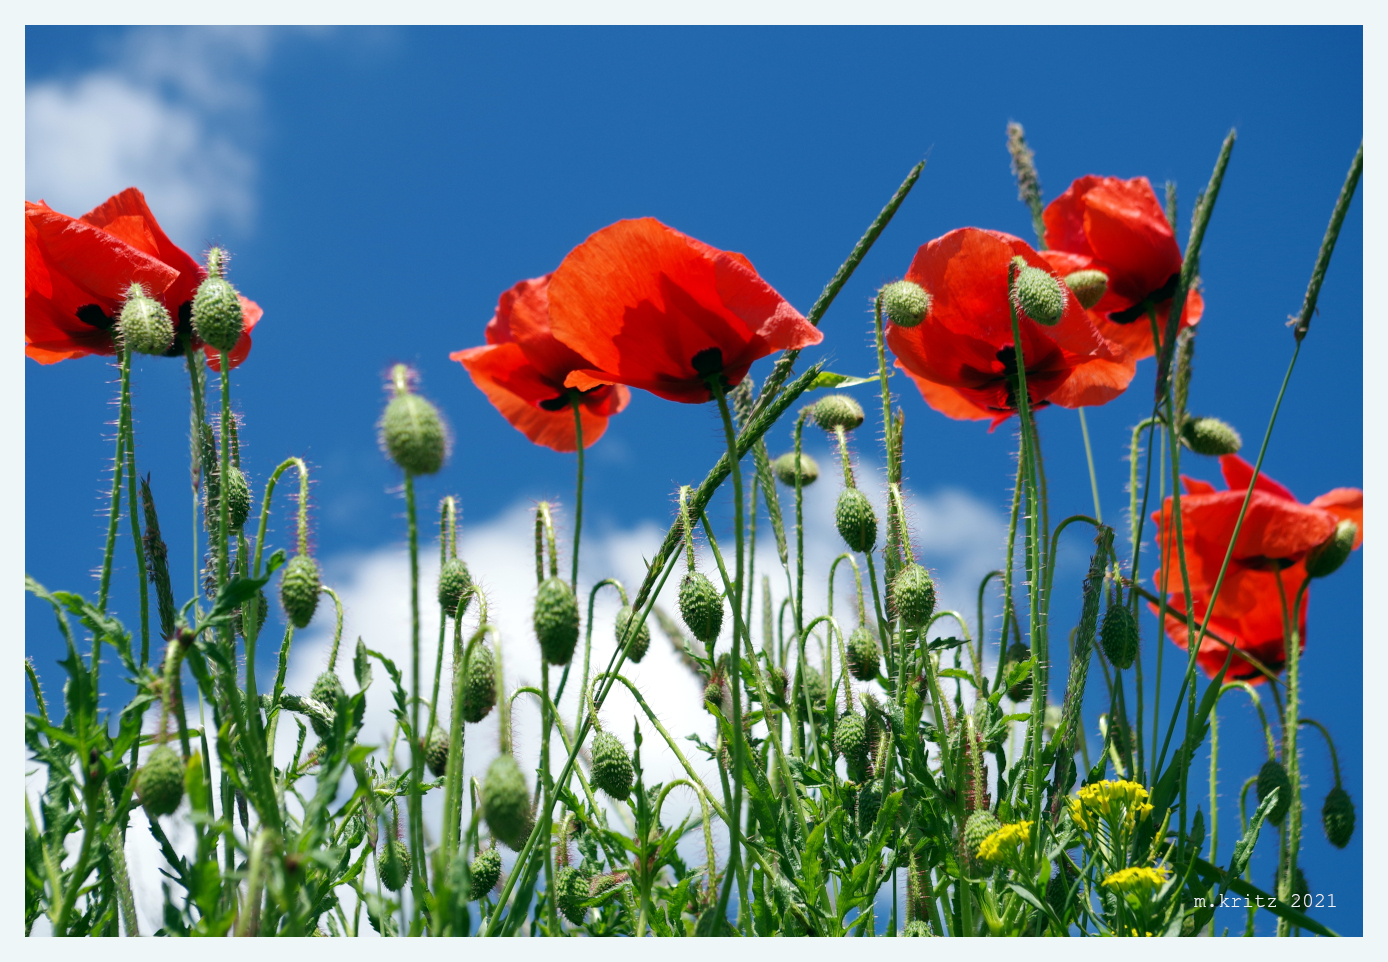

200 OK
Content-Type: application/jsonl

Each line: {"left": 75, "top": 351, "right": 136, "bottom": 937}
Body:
{"left": 545, "top": 218, "right": 822, "bottom": 404}
{"left": 1151, "top": 454, "right": 1363, "bottom": 681}
{"left": 885, "top": 228, "right": 1134, "bottom": 429}
{"left": 452, "top": 274, "right": 630, "bottom": 452}
{"left": 1041, "top": 175, "right": 1204, "bottom": 361}
{"left": 25, "top": 188, "right": 261, "bottom": 370}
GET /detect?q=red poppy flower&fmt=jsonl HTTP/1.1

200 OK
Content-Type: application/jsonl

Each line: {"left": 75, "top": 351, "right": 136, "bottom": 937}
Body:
{"left": 544, "top": 218, "right": 822, "bottom": 404}
{"left": 1151, "top": 454, "right": 1363, "bottom": 681}
{"left": 452, "top": 274, "right": 630, "bottom": 452}
{"left": 25, "top": 188, "right": 261, "bottom": 370}
{"left": 886, "top": 228, "right": 1134, "bottom": 429}
{"left": 1041, "top": 175, "right": 1204, "bottom": 361}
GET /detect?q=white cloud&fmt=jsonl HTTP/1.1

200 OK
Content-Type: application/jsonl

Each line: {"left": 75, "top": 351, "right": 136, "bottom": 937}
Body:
{"left": 25, "top": 27, "right": 276, "bottom": 244}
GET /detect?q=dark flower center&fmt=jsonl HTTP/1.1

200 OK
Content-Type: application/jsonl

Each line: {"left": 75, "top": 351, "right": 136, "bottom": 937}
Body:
{"left": 539, "top": 385, "right": 609, "bottom": 412}
{"left": 1107, "top": 272, "right": 1180, "bottom": 325}
{"left": 75, "top": 304, "right": 114, "bottom": 330}
{"left": 691, "top": 347, "right": 724, "bottom": 379}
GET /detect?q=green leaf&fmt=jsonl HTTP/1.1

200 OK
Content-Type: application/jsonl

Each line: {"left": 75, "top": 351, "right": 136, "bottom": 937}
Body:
{"left": 936, "top": 668, "right": 978, "bottom": 686}
{"left": 353, "top": 637, "right": 372, "bottom": 690}
{"left": 809, "top": 371, "right": 877, "bottom": 390}
{"left": 1228, "top": 788, "right": 1277, "bottom": 882}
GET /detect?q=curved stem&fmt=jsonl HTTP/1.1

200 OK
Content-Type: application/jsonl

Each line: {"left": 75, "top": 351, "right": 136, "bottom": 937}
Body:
{"left": 1077, "top": 407, "right": 1102, "bottom": 524}
{"left": 97, "top": 358, "right": 129, "bottom": 613}
{"left": 571, "top": 395, "right": 584, "bottom": 590}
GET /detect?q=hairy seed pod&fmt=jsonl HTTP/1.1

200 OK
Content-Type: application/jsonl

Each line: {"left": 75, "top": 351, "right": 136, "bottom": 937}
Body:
{"left": 767, "top": 665, "right": 789, "bottom": 706}
{"left": 1181, "top": 416, "right": 1243, "bottom": 456}
{"left": 280, "top": 554, "right": 321, "bottom": 629}
{"left": 856, "top": 778, "right": 883, "bottom": 829}
{"left": 1014, "top": 265, "right": 1065, "bottom": 326}
{"left": 533, "top": 576, "right": 580, "bottom": 665}
{"left": 963, "top": 810, "right": 1003, "bottom": 861}
{"left": 462, "top": 645, "right": 497, "bottom": 723}
{"left": 678, "top": 571, "right": 724, "bottom": 646}
{"left": 813, "top": 393, "right": 866, "bottom": 432}
{"left": 835, "top": 488, "right": 878, "bottom": 553}
{"left": 835, "top": 711, "right": 869, "bottom": 778}
{"left": 469, "top": 847, "right": 502, "bottom": 899}
{"left": 847, "top": 625, "right": 881, "bottom": 681}
{"left": 1322, "top": 785, "right": 1356, "bottom": 849}
{"left": 1257, "top": 758, "right": 1293, "bottom": 825}
{"left": 892, "top": 563, "right": 936, "bottom": 630}
{"left": 793, "top": 664, "right": 827, "bottom": 715}
{"left": 191, "top": 255, "right": 245, "bottom": 352}
{"left": 882, "top": 280, "right": 931, "bottom": 328}
{"left": 1306, "top": 520, "right": 1357, "bottom": 579}
{"left": 555, "top": 866, "right": 589, "bottom": 924}
{"left": 138, "top": 745, "right": 185, "bottom": 818}
{"left": 309, "top": 671, "right": 345, "bottom": 740}
{"left": 378, "top": 839, "right": 411, "bottom": 892}
{"left": 426, "top": 725, "right": 450, "bottom": 778}
{"left": 1100, "top": 602, "right": 1139, "bottom": 670}
{"left": 222, "top": 465, "right": 251, "bottom": 531}
{"left": 615, "top": 605, "right": 651, "bottom": 663}
{"left": 381, "top": 392, "right": 448, "bottom": 476}
{"left": 438, "top": 557, "right": 473, "bottom": 616}
{"left": 771, "top": 451, "right": 819, "bottom": 487}
{"left": 118, "top": 283, "right": 175, "bottom": 356}
{"left": 239, "top": 588, "right": 268, "bottom": 640}
{"left": 482, "top": 754, "right": 532, "bottom": 850}
{"left": 702, "top": 680, "right": 724, "bottom": 712}
{"left": 1063, "top": 269, "right": 1109, "bottom": 310}
{"left": 591, "top": 730, "right": 634, "bottom": 801}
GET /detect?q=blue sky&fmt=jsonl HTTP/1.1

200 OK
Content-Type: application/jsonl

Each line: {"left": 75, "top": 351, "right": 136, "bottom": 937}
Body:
{"left": 26, "top": 26, "right": 1362, "bottom": 934}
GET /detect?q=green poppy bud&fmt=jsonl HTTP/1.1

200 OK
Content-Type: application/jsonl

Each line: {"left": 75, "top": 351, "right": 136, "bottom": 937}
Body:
{"left": 1257, "top": 758, "right": 1293, "bottom": 825}
{"left": 462, "top": 645, "right": 497, "bottom": 723}
{"left": 963, "top": 810, "right": 1003, "bottom": 860}
{"left": 615, "top": 605, "right": 651, "bottom": 663}
{"left": 767, "top": 665, "right": 789, "bottom": 705}
{"left": 771, "top": 452, "right": 819, "bottom": 487}
{"left": 117, "top": 283, "right": 175, "bottom": 356}
{"left": 856, "top": 778, "right": 883, "bottom": 828}
{"left": 239, "top": 588, "right": 268, "bottom": 640}
{"left": 794, "top": 664, "right": 827, "bottom": 714}
{"left": 438, "top": 557, "right": 473, "bottom": 616}
{"left": 882, "top": 280, "right": 931, "bottom": 328}
{"left": 1063, "top": 269, "right": 1109, "bottom": 310}
{"left": 591, "top": 730, "right": 634, "bottom": 801}
{"left": 344, "top": 814, "right": 366, "bottom": 850}
{"left": 381, "top": 393, "right": 448, "bottom": 476}
{"left": 191, "top": 250, "right": 244, "bottom": 352}
{"left": 1322, "top": 785, "right": 1355, "bottom": 849}
{"left": 138, "top": 745, "right": 185, "bottom": 818}
{"left": 534, "top": 576, "right": 580, "bottom": 665}
{"left": 469, "top": 847, "right": 502, "bottom": 899}
{"left": 1100, "top": 602, "right": 1139, "bottom": 670}
{"left": 1305, "top": 520, "right": 1357, "bottom": 579}
{"left": 813, "top": 393, "right": 866, "bottom": 432}
{"left": 279, "top": 554, "right": 321, "bottom": 629}
{"left": 835, "top": 711, "right": 869, "bottom": 778}
{"left": 702, "top": 680, "right": 724, "bottom": 712}
{"left": 426, "top": 725, "right": 450, "bottom": 778}
{"left": 1181, "top": 416, "right": 1243, "bottom": 456}
{"left": 847, "top": 625, "right": 881, "bottom": 681}
{"left": 555, "top": 865, "right": 589, "bottom": 924}
{"left": 892, "top": 563, "right": 936, "bottom": 630}
{"left": 1013, "top": 264, "right": 1065, "bottom": 326}
{"left": 378, "top": 839, "right": 411, "bottom": 892}
{"left": 309, "top": 671, "right": 345, "bottom": 740}
{"left": 678, "top": 571, "right": 724, "bottom": 646}
{"left": 482, "top": 754, "right": 532, "bottom": 850}
{"left": 835, "top": 488, "right": 878, "bottom": 553}
{"left": 222, "top": 464, "right": 251, "bottom": 531}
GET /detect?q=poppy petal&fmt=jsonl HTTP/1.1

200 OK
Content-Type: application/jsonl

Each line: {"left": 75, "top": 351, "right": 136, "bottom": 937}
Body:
{"left": 548, "top": 218, "right": 818, "bottom": 404}
{"left": 1219, "top": 454, "right": 1297, "bottom": 501}
{"left": 80, "top": 187, "right": 204, "bottom": 313}
{"left": 453, "top": 343, "right": 610, "bottom": 452}
{"left": 1310, "top": 488, "right": 1364, "bottom": 548}
{"left": 205, "top": 297, "right": 263, "bottom": 371}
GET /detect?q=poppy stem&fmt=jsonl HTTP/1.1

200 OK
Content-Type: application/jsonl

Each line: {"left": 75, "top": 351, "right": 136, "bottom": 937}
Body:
{"left": 96, "top": 356, "right": 128, "bottom": 614}
{"left": 709, "top": 379, "right": 746, "bottom": 933}
{"left": 1274, "top": 574, "right": 1301, "bottom": 936}
{"left": 1077, "top": 408, "right": 1102, "bottom": 525}
{"left": 402, "top": 470, "right": 430, "bottom": 919}
{"left": 571, "top": 396, "right": 584, "bottom": 591}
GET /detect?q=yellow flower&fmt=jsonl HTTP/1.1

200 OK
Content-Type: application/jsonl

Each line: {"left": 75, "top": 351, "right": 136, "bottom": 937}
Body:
{"left": 976, "top": 820, "right": 1032, "bottom": 865}
{"left": 1069, "top": 780, "right": 1154, "bottom": 833}
{"left": 1101, "top": 865, "right": 1169, "bottom": 895}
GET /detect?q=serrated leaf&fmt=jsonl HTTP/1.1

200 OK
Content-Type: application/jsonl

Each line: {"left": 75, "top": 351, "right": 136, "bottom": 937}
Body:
{"left": 353, "top": 637, "right": 372, "bottom": 690}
